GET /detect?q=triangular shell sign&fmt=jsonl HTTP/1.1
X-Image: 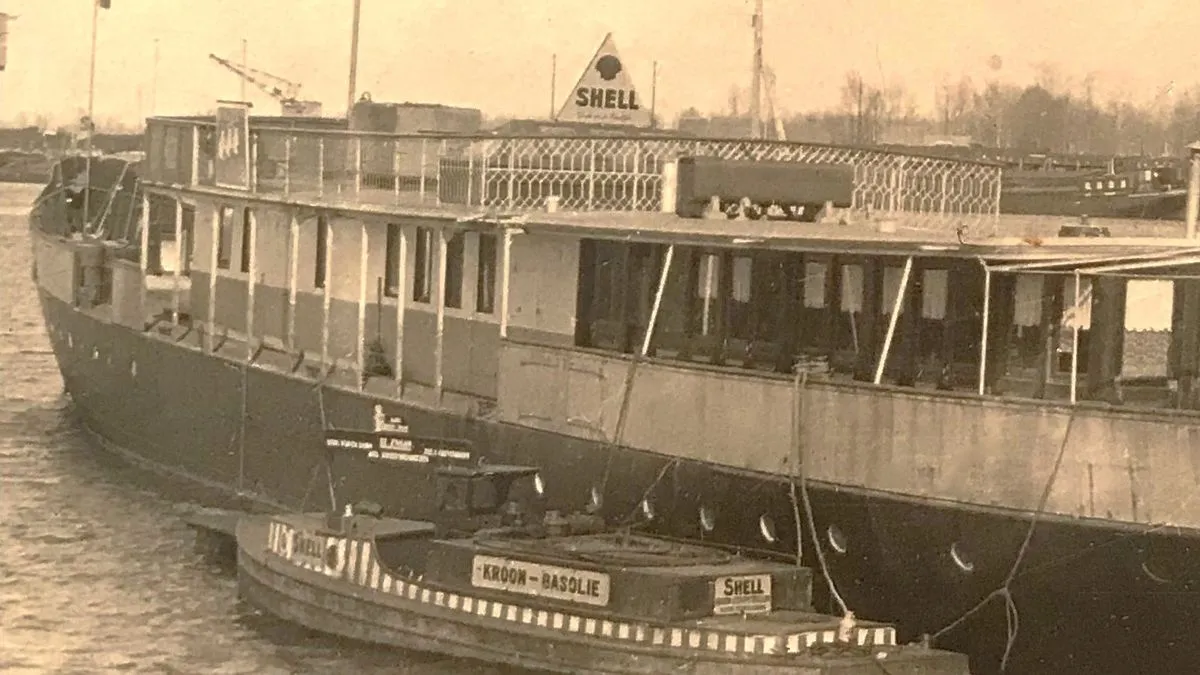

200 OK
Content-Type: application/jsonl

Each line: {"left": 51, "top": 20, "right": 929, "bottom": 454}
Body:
{"left": 556, "top": 33, "right": 651, "bottom": 127}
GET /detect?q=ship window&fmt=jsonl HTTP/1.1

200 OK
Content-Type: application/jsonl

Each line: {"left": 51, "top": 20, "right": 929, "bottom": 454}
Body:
{"left": 444, "top": 231, "right": 465, "bottom": 309}
{"left": 216, "top": 206, "right": 233, "bottom": 270}
{"left": 840, "top": 264, "right": 864, "bottom": 313}
{"left": 413, "top": 226, "right": 433, "bottom": 303}
{"left": 803, "top": 261, "right": 827, "bottom": 308}
{"left": 384, "top": 224, "right": 401, "bottom": 298}
{"left": 181, "top": 204, "right": 195, "bottom": 275}
{"left": 239, "top": 207, "right": 253, "bottom": 274}
{"left": 476, "top": 233, "right": 497, "bottom": 314}
{"left": 695, "top": 253, "right": 720, "bottom": 336}
{"left": 1120, "top": 179, "right": 1127, "bottom": 189}
{"left": 314, "top": 215, "right": 329, "bottom": 290}
{"left": 1084, "top": 181, "right": 1092, "bottom": 191}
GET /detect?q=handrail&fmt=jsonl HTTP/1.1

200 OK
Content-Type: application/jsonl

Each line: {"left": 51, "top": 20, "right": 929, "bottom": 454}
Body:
{"left": 145, "top": 115, "right": 1004, "bottom": 169}
{"left": 141, "top": 115, "right": 1006, "bottom": 225}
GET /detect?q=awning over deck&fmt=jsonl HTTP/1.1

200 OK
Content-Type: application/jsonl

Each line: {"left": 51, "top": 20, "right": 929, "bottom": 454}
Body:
{"left": 984, "top": 246, "right": 1200, "bottom": 277}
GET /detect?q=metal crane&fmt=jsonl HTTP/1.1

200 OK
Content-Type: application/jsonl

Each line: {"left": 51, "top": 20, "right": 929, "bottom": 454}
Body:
{"left": 207, "top": 53, "right": 323, "bottom": 117}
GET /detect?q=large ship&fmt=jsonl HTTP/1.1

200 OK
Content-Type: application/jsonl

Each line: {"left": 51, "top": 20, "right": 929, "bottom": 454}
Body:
{"left": 28, "top": 23, "right": 1200, "bottom": 675}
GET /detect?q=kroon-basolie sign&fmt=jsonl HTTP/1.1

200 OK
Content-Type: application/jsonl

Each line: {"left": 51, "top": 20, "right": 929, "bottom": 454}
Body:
{"left": 471, "top": 554, "right": 611, "bottom": 607}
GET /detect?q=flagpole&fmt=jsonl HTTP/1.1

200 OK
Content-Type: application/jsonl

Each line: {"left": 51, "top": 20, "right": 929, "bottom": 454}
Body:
{"left": 346, "top": 0, "right": 361, "bottom": 118}
{"left": 84, "top": 0, "right": 99, "bottom": 232}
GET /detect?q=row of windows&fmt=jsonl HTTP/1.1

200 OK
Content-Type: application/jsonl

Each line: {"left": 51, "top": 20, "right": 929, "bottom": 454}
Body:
{"left": 214, "top": 208, "right": 497, "bottom": 315}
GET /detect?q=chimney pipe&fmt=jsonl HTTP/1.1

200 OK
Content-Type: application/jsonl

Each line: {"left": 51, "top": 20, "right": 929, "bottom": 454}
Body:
{"left": 1186, "top": 142, "right": 1200, "bottom": 239}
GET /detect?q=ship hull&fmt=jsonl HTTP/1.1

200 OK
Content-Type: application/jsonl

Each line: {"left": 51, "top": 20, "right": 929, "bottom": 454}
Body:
{"left": 36, "top": 286, "right": 1200, "bottom": 675}
{"left": 999, "top": 188, "right": 1187, "bottom": 220}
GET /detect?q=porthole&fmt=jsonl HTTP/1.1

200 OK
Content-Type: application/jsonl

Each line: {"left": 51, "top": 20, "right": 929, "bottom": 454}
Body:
{"left": 759, "top": 515, "right": 778, "bottom": 543}
{"left": 639, "top": 498, "right": 656, "bottom": 521}
{"left": 950, "top": 542, "right": 974, "bottom": 573}
{"left": 699, "top": 506, "right": 716, "bottom": 533}
{"left": 533, "top": 473, "right": 545, "bottom": 496}
{"left": 826, "top": 524, "right": 847, "bottom": 554}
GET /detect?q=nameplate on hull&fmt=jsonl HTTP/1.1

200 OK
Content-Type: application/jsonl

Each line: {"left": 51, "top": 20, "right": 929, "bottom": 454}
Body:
{"left": 291, "top": 530, "right": 327, "bottom": 569}
{"left": 713, "top": 574, "right": 772, "bottom": 615}
{"left": 323, "top": 428, "right": 473, "bottom": 465}
{"left": 471, "top": 554, "right": 610, "bottom": 607}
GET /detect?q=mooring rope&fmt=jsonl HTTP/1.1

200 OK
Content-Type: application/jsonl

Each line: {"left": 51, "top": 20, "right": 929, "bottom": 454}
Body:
{"left": 792, "top": 368, "right": 851, "bottom": 618}
{"left": 313, "top": 370, "right": 337, "bottom": 512}
{"left": 929, "top": 412, "right": 1076, "bottom": 672}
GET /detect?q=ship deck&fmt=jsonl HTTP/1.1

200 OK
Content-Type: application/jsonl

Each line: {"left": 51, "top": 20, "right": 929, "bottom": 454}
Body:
{"left": 148, "top": 180, "right": 1199, "bottom": 262}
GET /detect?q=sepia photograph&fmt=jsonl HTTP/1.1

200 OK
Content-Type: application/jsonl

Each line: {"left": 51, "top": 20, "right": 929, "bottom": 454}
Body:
{"left": 1, "top": 2, "right": 1198, "bottom": 674}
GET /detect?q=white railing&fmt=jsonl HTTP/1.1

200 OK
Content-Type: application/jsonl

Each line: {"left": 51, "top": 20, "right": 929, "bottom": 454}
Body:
{"left": 145, "top": 117, "right": 1002, "bottom": 227}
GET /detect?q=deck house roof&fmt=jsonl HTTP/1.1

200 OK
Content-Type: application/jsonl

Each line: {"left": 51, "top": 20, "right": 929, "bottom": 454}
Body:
{"left": 147, "top": 179, "right": 1200, "bottom": 265}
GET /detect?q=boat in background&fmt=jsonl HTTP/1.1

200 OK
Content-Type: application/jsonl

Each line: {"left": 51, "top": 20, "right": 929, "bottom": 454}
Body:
{"left": 998, "top": 162, "right": 1186, "bottom": 220}
{"left": 881, "top": 144, "right": 1190, "bottom": 220}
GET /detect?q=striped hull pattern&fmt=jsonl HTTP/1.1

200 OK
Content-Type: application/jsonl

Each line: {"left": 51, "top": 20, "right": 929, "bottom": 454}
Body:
{"left": 242, "top": 517, "right": 968, "bottom": 675}
{"left": 37, "top": 285, "right": 1200, "bottom": 675}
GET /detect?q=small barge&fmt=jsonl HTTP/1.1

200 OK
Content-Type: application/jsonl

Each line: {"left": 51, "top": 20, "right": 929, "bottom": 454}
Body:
{"left": 231, "top": 449, "right": 970, "bottom": 674}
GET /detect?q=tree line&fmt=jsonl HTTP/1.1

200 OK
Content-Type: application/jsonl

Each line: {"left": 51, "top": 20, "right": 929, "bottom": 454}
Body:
{"left": 684, "top": 68, "right": 1200, "bottom": 158}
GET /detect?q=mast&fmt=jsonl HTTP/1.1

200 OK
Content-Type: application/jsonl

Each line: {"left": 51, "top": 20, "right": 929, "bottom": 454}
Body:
{"left": 151, "top": 38, "right": 159, "bottom": 117}
{"left": 750, "top": 0, "right": 763, "bottom": 139}
{"left": 346, "top": 0, "right": 362, "bottom": 117}
{"left": 549, "top": 53, "right": 556, "bottom": 120}
{"left": 240, "top": 39, "right": 247, "bottom": 102}
{"left": 84, "top": 0, "right": 100, "bottom": 232}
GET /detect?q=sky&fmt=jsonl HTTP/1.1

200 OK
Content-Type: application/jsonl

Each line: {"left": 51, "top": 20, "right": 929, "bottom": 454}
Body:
{"left": 0, "top": 0, "right": 1194, "bottom": 129}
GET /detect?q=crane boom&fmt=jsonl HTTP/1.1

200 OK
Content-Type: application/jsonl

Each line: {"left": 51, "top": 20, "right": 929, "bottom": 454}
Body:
{"left": 207, "top": 53, "right": 322, "bottom": 116}
{"left": 209, "top": 53, "right": 296, "bottom": 102}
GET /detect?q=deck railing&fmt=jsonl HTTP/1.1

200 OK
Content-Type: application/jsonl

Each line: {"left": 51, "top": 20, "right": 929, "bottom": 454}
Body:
{"left": 145, "top": 117, "right": 1002, "bottom": 224}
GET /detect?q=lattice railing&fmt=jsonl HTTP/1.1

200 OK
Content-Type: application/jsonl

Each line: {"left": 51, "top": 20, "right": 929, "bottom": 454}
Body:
{"left": 145, "top": 117, "right": 1002, "bottom": 227}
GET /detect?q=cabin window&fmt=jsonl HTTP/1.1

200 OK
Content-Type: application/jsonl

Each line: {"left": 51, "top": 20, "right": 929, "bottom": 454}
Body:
{"left": 695, "top": 253, "right": 720, "bottom": 335}
{"left": 728, "top": 255, "right": 764, "bottom": 341}
{"left": 1062, "top": 276, "right": 1092, "bottom": 331}
{"left": 181, "top": 204, "right": 195, "bottom": 275}
{"left": 445, "top": 231, "right": 465, "bottom": 309}
{"left": 840, "top": 264, "right": 864, "bottom": 313}
{"left": 921, "top": 269, "right": 949, "bottom": 320}
{"left": 591, "top": 241, "right": 626, "bottom": 323}
{"left": 881, "top": 266, "right": 906, "bottom": 316}
{"left": 384, "top": 224, "right": 401, "bottom": 298}
{"left": 1013, "top": 274, "right": 1042, "bottom": 327}
{"left": 216, "top": 206, "right": 233, "bottom": 270}
{"left": 239, "top": 207, "right": 253, "bottom": 274}
{"left": 314, "top": 215, "right": 329, "bottom": 290}
{"left": 476, "top": 233, "right": 497, "bottom": 314}
{"left": 413, "top": 226, "right": 433, "bottom": 304}
{"left": 803, "top": 261, "right": 827, "bottom": 308}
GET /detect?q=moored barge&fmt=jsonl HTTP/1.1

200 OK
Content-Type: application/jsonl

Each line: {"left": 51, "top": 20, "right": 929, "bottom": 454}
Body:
{"left": 236, "top": 456, "right": 970, "bottom": 674}
{"left": 28, "top": 100, "right": 1200, "bottom": 675}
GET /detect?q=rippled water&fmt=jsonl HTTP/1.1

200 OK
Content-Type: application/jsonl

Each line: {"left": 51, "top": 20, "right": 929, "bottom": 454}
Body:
{"left": 0, "top": 184, "right": 519, "bottom": 675}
